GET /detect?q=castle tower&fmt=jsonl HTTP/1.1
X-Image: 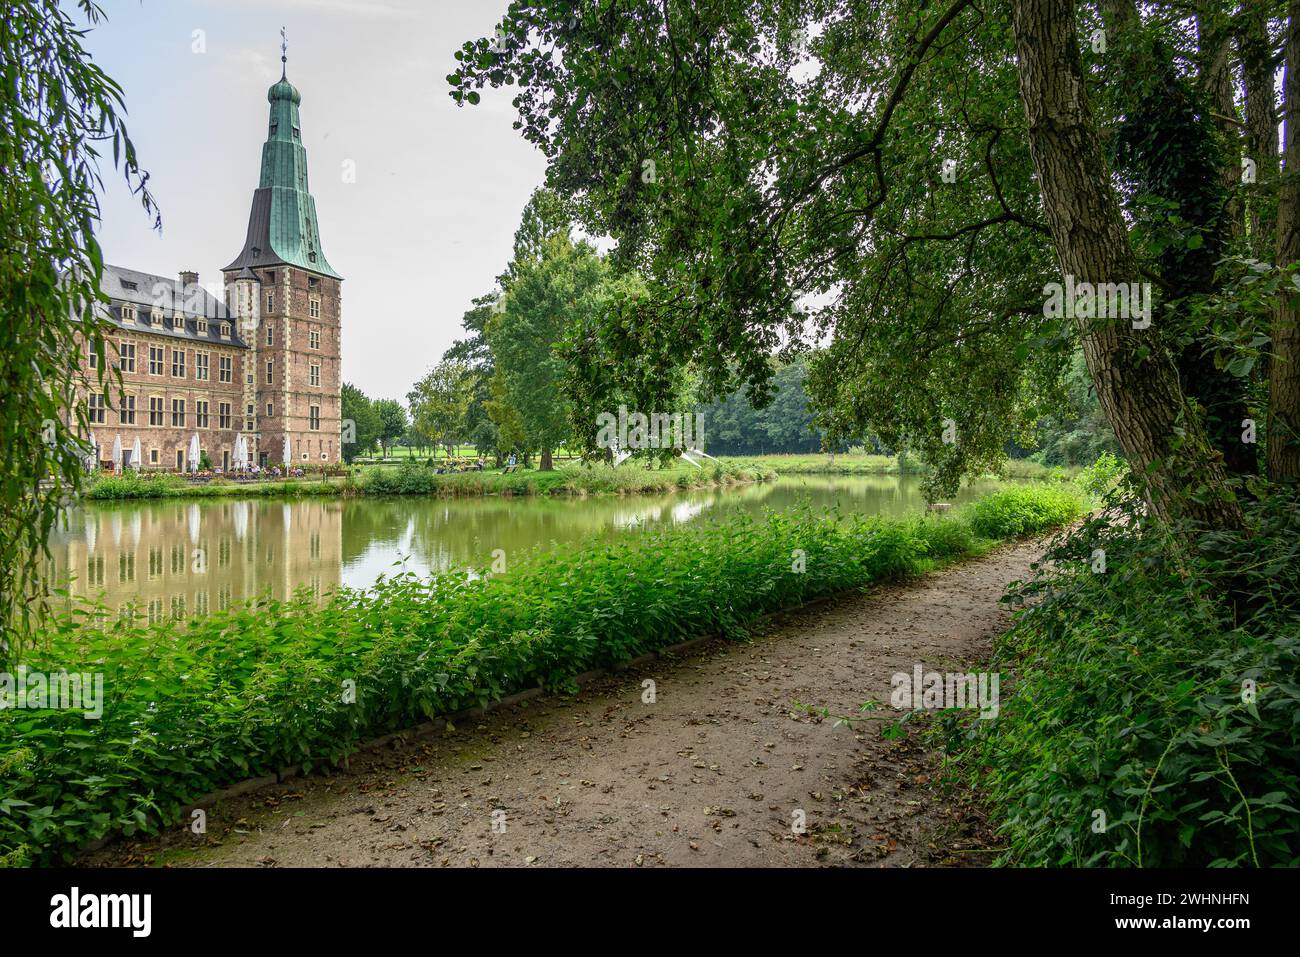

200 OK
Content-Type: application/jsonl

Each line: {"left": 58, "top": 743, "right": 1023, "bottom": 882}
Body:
{"left": 223, "top": 56, "right": 342, "bottom": 468}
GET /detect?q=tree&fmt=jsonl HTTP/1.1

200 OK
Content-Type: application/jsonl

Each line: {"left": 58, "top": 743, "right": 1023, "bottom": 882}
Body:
{"left": 1273, "top": 3, "right": 1300, "bottom": 482}
{"left": 1010, "top": 0, "right": 1240, "bottom": 527}
{"left": 407, "top": 360, "right": 474, "bottom": 460}
{"left": 341, "top": 383, "right": 380, "bottom": 463}
{"left": 488, "top": 235, "right": 608, "bottom": 469}
{"left": 449, "top": 0, "right": 1294, "bottom": 524}
{"left": 373, "top": 399, "right": 409, "bottom": 459}
{"left": 1, "top": 1, "right": 158, "bottom": 654}
{"left": 446, "top": 293, "right": 506, "bottom": 463}
{"left": 699, "top": 358, "right": 825, "bottom": 455}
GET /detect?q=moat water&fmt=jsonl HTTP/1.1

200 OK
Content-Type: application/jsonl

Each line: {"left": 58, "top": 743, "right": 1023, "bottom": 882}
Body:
{"left": 46, "top": 475, "right": 1013, "bottom": 621}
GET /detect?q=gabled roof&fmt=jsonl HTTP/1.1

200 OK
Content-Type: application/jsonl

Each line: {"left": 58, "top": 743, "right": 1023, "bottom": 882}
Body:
{"left": 99, "top": 264, "right": 249, "bottom": 348}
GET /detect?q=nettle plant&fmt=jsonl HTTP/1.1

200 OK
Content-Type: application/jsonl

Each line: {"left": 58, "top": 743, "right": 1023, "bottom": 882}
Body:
{"left": 954, "top": 485, "right": 1300, "bottom": 867}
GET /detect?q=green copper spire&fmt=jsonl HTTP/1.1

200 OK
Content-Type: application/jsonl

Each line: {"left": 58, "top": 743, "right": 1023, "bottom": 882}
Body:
{"left": 224, "top": 45, "right": 340, "bottom": 279}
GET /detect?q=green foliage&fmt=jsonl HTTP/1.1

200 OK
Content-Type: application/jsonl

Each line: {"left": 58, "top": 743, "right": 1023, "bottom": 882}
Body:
{"left": 372, "top": 399, "right": 409, "bottom": 458}
{"left": 700, "top": 358, "right": 827, "bottom": 455}
{"left": 1, "top": 0, "right": 157, "bottom": 655}
{"left": 83, "top": 472, "right": 343, "bottom": 500}
{"left": 966, "top": 485, "right": 1086, "bottom": 539}
{"left": 0, "top": 483, "right": 1081, "bottom": 864}
{"left": 450, "top": 1, "right": 1070, "bottom": 496}
{"left": 1076, "top": 451, "right": 1127, "bottom": 500}
{"left": 341, "top": 383, "right": 381, "bottom": 464}
{"left": 407, "top": 360, "right": 475, "bottom": 458}
{"left": 357, "top": 460, "right": 773, "bottom": 498}
{"left": 1028, "top": 352, "right": 1123, "bottom": 467}
{"left": 487, "top": 233, "right": 609, "bottom": 464}
{"left": 951, "top": 488, "right": 1300, "bottom": 867}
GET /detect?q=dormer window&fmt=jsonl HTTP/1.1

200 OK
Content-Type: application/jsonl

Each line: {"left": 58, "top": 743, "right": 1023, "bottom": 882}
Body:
{"left": 171, "top": 314, "right": 184, "bottom": 331}
{"left": 196, "top": 318, "right": 208, "bottom": 334}
{"left": 150, "top": 308, "right": 163, "bottom": 328}
{"left": 270, "top": 123, "right": 278, "bottom": 136}
{"left": 220, "top": 322, "right": 231, "bottom": 339}
{"left": 121, "top": 304, "right": 137, "bottom": 323}
{"left": 292, "top": 127, "right": 300, "bottom": 139}
{"left": 121, "top": 280, "right": 138, "bottom": 292}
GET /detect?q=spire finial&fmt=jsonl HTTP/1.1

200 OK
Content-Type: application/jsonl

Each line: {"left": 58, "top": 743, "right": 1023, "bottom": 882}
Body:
{"left": 280, "top": 26, "right": 287, "bottom": 79}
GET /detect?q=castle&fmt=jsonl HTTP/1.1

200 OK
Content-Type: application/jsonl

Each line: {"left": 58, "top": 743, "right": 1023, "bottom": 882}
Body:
{"left": 80, "top": 64, "right": 342, "bottom": 471}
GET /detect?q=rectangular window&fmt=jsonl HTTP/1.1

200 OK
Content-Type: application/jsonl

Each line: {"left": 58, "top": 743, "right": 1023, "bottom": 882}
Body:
{"left": 88, "top": 345, "right": 98, "bottom": 370}
{"left": 118, "top": 341, "right": 136, "bottom": 373}
{"left": 171, "top": 398, "right": 185, "bottom": 427}
{"left": 149, "top": 447, "right": 159, "bottom": 464}
{"left": 266, "top": 324, "right": 273, "bottom": 346}
{"left": 149, "top": 345, "right": 164, "bottom": 375}
{"left": 309, "top": 297, "right": 320, "bottom": 319}
{"left": 309, "top": 328, "right": 320, "bottom": 350}
{"left": 195, "top": 352, "right": 209, "bottom": 381}
{"left": 219, "top": 355, "right": 232, "bottom": 383}
{"left": 119, "top": 394, "right": 136, "bottom": 425}
{"left": 246, "top": 403, "right": 254, "bottom": 432}
{"left": 149, "top": 397, "right": 164, "bottom": 426}
{"left": 309, "top": 363, "right": 321, "bottom": 387}
{"left": 196, "top": 400, "right": 209, "bottom": 429}
{"left": 171, "top": 349, "right": 185, "bottom": 378}
{"left": 266, "top": 359, "right": 273, "bottom": 384}
{"left": 218, "top": 402, "right": 232, "bottom": 429}
{"left": 88, "top": 393, "right": 106, "bottom": 424}
{"left": 175, "top": 450, "right": 184, "bottom": 471}
{"left": 266, "top": 291, "right": 274, "bottom": 313}
{"left": 266, "top": 402, "right": 274, "bottom": 417}
{"left": 309, "top": 405, "right": 321, "bottom": 430}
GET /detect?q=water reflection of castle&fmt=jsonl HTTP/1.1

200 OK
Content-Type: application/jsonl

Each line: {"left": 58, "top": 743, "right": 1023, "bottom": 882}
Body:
{"left": 49, "top": 500, "right": 342, "bottom": 621}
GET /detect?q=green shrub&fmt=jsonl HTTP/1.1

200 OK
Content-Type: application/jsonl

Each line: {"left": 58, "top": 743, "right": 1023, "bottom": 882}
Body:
{"left": 0, "top": 484, "right": 1080, "bottom": 865}
{"left": 966, "top": 485, "right": 1085, "bottom": 539}
{"left": 950, "top": 488, "right": 1300, "bottom": 867}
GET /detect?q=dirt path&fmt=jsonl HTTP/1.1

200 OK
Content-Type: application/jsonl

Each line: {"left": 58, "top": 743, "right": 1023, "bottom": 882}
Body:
{"left": 89, "top": 538, "right": 1045, "bottom": 869}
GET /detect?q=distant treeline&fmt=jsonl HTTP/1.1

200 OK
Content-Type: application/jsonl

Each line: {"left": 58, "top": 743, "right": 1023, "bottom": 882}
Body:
{"left": 698, "top": 353, "right": 1116, "bottom": 465}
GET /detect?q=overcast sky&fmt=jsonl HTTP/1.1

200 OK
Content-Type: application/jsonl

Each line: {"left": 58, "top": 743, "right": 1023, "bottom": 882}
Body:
{"left": 79, "top": 0, "right": 543, "bottom": 401}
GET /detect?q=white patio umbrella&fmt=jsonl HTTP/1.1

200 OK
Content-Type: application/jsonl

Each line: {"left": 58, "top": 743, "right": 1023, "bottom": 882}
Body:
{"left": 234, "top": 434, "right": 247, "bottom": 470}
{"left": 233, "top": 500, "right": 248, "bottom": 541}
{"left": 188, "top": 433, "right": 200, "bottom": 472}
{"left": 131, "top": 436, "right": 142, "bottom": 471}
{"left": 110, "top": 434, "right": 122, "bottom": 471}
{"left": 282, "top": 435, "right": 292, "bottom": 467}
{"left": 86, "top": 430, "right": 98, "bottom": 470}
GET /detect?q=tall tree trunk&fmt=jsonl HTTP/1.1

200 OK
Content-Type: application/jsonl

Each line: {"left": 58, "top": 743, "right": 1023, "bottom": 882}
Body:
{"left": 1101, "top": 0, "right": 1254, "bottom": 477}
{"left": 1240, "top": 7, "right": 1280, "bottom": 262}
{"left": 1011, "top": 0, "right": 1244, "bottom": 528}
{"left": 1198, "top": 8, "right": 1244, "bottom": 239}
{"left": 540, "top": 446, "right": 554, "bottom": 471}
{"left": 1272, "top": 3, "right": 1300, "bottom": 482}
